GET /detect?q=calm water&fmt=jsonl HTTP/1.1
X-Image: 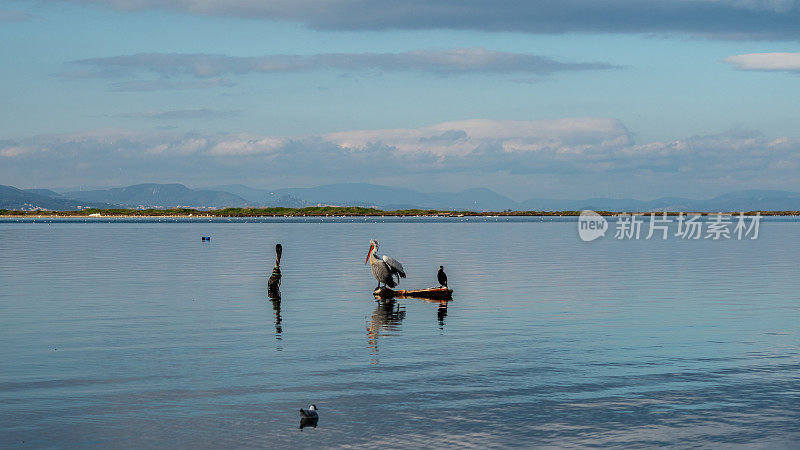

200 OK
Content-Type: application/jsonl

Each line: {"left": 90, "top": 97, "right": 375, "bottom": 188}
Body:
{"left": 1, "top": 218, "right": 799, "bottom": 448}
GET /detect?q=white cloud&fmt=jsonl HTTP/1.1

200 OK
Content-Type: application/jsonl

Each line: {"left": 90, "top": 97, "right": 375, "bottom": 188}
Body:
{"left": 145, "top": 137, "right": 208, "bottom": 156}
{"left": 722, "top": 52, "right": 800, "bottom": 72}
{"left": 207, "top": 135, "right": 287, "bottom": 156}
{"left": 0, "top": 146, "right": 32, "bottom": 157}
{"left": 2, "top": 120, "right": 800, "bottom": 196}
{"left": 326, "top": 118, "right": 630, "bottom": 157}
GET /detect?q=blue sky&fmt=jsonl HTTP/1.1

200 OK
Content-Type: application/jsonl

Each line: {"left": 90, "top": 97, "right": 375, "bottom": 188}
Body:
{"left": 1, "top": 0, "right": 799, "bottom": 199}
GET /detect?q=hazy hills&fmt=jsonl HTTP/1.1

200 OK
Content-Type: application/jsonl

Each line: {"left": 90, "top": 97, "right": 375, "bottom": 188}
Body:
{"left": 521, "top": 190, "right": 800, "bottom": 212}
{"left": 211, "top": 184, "right": 800, "bottom": 212}
{"left": 3, "top": 182, "right": 800, "bottom": 212}
{"left": 61, "top": 183, "right": 250, "bottom": 209}
{"left": 0, "top": 185, "right": 113, "bottom": 210}
{"left": 207, "top": 183, "right": 520, "bottom": 211}
{"left": 0, "top": 183, "right": 247, "bottom": 210}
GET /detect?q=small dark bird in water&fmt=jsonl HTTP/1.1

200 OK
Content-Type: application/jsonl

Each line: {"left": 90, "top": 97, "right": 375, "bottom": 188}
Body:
{"left": 437, "top": 266, "right": 447, "bottom": 288}
{"left": 299, "top": 404, "right": 318, "bottom": 419}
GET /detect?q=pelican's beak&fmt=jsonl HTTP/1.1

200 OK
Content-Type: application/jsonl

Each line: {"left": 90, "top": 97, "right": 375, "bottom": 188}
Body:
{"left": 365, "top": 244, "right": 373, "bottom": 264}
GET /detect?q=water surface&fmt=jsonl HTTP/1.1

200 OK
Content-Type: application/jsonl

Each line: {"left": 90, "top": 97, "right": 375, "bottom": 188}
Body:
{"left": 1, "top": 218, "right": 799, "bottom": 447}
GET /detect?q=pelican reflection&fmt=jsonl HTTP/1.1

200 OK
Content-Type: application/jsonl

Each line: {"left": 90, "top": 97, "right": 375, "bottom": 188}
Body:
{"left": 366, "top": 299, "right": 406, "bottom": 364}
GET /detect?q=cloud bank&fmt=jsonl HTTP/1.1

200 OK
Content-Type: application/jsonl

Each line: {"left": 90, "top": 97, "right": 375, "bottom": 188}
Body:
{"left": 66, "top": 48, "right": 615, "bottom": 78}
{"left": 114, "top": 109, "right": 241, "bottom": 119}
{"left": 0, "top": 9, "right": 32, "bottom": 21}
{"left": 326, "top": 118, "right": 631, "bottom": 158}
{"left": 2, "top": 119, "right": 799, "bottom": 196}
{"left": 723, "top": 52, "right": 800, "bottom": 72}
{"left": 59, "top": 0, "right": 800, "bottom": 40}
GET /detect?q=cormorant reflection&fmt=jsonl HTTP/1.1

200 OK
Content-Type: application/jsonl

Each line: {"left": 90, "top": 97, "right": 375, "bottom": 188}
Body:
{"left": 437, "top": 301, "right": 448, "bottom": 329}
{"left": 409, "top": 297, "right": 451, "bottom": 330}
{"left": 299, "top": 417, "right": 318, "bottom": 430}
{"left": 366, "top": 299, "right": 406, "bottom": 364}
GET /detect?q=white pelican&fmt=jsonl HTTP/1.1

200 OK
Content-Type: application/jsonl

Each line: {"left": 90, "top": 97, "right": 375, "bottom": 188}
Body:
{"left": 365, "top": 239, "right": 406, "bottom": 289}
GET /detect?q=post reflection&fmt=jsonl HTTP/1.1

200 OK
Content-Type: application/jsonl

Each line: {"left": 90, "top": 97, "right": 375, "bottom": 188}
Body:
{"left": 366, "top": 299, "right": 406, "bottom": 364}
{"left": 270, "top": 298, "right": 282, "bottom": 338}
{"left": 266, "top": 296, "right": 283, "bottom": 351}
{"left": 267, "top": 252, "right": 282, "bottom": 349}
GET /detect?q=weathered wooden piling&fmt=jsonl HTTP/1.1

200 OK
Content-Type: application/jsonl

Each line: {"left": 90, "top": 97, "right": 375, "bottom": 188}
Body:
{"left": 267, "top": 243, "right": 282, "bottom": 298}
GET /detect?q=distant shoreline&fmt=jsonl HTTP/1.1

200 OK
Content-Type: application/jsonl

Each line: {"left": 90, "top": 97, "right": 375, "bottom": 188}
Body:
{"left": 1, "top": 207, "right": 797, "bottom": 217}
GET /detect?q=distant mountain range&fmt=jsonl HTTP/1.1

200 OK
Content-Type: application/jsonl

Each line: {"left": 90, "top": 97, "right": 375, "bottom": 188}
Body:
{"left": 60, "top": 183, "right": 249, "bottom": 209}
{"left": 0, "top": 185, "right": 113, "bottom": 211}
{"left": 519, "top": 190, "right": 800, "bottom": 212}
{"left": 206, "top": 183, "right": 520, "bottom": 211}
{"left": 206, "top": 184, "right": 800, "bottom": 212}
{"left": 3, "top": 182, "right": 800, "bottom": 212}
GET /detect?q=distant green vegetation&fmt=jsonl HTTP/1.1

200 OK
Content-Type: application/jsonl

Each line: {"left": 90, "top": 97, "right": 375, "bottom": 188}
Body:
{"left": 1, "top": 206, "right": 584, "bottom": 216}
{"left": 0, "top": 207, "right": 786, "bottom": 217}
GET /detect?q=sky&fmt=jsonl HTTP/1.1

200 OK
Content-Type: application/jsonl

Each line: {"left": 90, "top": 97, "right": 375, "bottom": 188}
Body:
{"left": 0, "top": 0, "right": 799, "bottom": 200}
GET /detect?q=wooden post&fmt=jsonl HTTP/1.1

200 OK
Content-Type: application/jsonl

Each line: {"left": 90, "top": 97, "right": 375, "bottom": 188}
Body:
{"left": 268, "top": 243, "right": 282, "bottom": 298}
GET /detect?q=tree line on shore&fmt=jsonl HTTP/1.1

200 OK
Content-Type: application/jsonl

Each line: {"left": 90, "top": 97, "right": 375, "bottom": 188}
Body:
{"left": 0, "top": 207, "right": 787, "bottom": 217}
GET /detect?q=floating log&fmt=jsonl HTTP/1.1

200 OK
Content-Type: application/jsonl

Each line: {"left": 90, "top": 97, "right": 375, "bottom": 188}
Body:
{"left": 373, "top": 286, "right": 453, "bottom": 300}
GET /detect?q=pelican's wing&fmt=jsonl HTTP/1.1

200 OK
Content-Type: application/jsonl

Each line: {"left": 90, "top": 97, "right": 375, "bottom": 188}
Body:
{"left": 382, "top": 255, "right": 406, "bottom": 278}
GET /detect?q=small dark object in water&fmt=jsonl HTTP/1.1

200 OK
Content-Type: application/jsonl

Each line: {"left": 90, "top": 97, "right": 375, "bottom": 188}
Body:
{"left": 437, "top": 265, "right": 447, "bottom": 288}
{"left": 299, "top": 404, "right": 319, "bottom": 430}
{"left": 268, "top": 243, "right": 282, "bottom": 297}
{"left": 201, "top": 236, "right": 211, "bottom": 241}
{"left": 299, "top": 417, "right": 318, "bottom": 430}
{"left": 300, "top": 404, "right": 318, "bottom": 419}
